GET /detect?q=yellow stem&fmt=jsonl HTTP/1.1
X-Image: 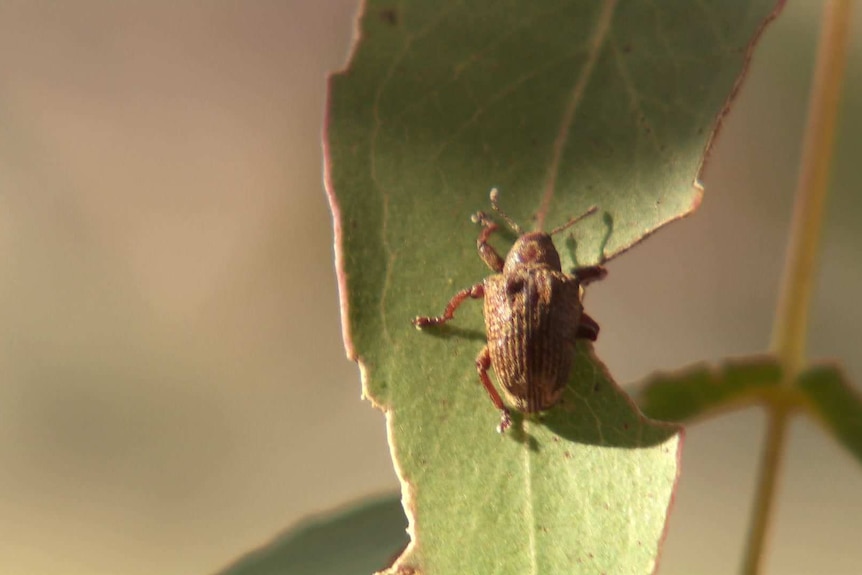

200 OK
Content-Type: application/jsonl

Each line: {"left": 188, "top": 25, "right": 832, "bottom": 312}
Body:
{"left": 770, "top": 0, "right": 854, "bottom": 377}
{"left": 741, "top": 407, "right": 789, "bottom": 575}
{"left": 745, "top": 1, "right": 854, "bottom": 574}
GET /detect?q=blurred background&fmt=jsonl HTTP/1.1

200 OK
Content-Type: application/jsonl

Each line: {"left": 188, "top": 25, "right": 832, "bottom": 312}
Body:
{"left": 0, "top": 2, "right": 860, "bottom": 574}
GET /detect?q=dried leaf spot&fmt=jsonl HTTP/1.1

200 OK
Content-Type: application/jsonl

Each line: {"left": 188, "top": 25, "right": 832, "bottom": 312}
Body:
{"left": 379, "top": 8, "right": 399, "bottom": 26}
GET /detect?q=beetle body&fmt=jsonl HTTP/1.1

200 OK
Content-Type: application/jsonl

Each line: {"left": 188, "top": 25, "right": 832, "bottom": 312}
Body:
{"left": 483, "top": 233, "right": 583, "bottom": 413}
{"left": 412, "top": 191, "right": 605, "bottom": 432}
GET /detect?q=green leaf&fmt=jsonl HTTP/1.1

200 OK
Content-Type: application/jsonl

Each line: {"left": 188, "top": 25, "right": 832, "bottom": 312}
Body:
{"left": 798, "top": 365, "right": 862, "bottom": 465}
{"left": 325, "top": 1, "right": 782, "bottom": 573}
{"left": 215, "top": 495, "right": 407, "bottom": 575}
{"left": 636, "top": 357, "right": 784, "bottom": 423}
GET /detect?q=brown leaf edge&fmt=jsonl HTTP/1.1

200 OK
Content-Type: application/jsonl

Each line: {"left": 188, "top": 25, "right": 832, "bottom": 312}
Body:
{"left": 603, "top": 0, "right": 788, "bottom": 263}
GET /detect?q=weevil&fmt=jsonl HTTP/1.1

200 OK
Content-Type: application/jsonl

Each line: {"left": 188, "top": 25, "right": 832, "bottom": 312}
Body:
{"left": 412, "top": 189, "right": 606, "bottom": 432}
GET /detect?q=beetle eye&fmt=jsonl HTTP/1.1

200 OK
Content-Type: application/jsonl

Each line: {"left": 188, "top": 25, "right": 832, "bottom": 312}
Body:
{"left": 506, "top": 277, "right": 525, "bottom": 296}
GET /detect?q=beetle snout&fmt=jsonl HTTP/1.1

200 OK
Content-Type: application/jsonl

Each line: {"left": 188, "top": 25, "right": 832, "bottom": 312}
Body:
{"left": 503, "top": 233, "right": 562, "bottom": 273}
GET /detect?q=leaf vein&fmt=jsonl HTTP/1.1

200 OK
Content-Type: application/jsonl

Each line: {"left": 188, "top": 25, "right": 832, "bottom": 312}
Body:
{"left": 536, "top": 0, "right": 619, "bottom": 229}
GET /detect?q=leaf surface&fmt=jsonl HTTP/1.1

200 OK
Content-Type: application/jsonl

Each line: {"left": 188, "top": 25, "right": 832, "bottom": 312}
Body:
{"left": 798, "top": 365, "right": 862, "bottom": 465}
{"left": 325, "top": 1, "right": 782, "bottom": 573}
{"left": 636, "top": 357, "right": 784, "bottom": 422}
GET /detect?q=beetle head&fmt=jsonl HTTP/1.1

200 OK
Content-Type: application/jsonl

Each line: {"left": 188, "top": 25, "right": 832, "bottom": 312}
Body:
{"left": 504, "top": 232, "right": 561, "bottom": 273}
{"left": 487, "top": 188, "right": 599, "bottom": 274}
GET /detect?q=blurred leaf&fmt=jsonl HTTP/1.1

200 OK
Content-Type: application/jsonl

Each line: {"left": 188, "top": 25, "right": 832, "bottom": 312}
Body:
{"left": 798, "top": 365, "right": 862, "bottom": 465}
{"left": 215, "top": 495, "right": 407, "bottom": 575}
{"left": 325, "top": 1, "right": 781, "bottom": 573}
{"left": 636, "top": 357, "right": 783, "bottom": 422}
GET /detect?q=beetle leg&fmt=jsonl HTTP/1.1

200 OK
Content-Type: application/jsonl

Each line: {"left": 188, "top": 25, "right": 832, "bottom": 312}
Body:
{"left": 572, "top": 265, "right": 607, "bottom": 286}
{"left": 412, "top": 282, "right": 484, "bottom": 328}
{"left": 472, "top": 211, "right": 505, "bottom": 272}
{"left": 476, "top": 345, "right": 512, "bottom": 433}
{"left": 576, "top": 311, "right": 600, "bottom": 341}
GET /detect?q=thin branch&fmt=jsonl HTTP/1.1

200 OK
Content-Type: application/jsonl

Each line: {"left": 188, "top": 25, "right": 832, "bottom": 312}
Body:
{"left": 741, "top": 407, "right": 789, "bottom": 575}
{"left": 770, "top": 0, "right": 854, "bottom": 377}
{"left": 744, "top": 1, "right": 855, "bottom": 573}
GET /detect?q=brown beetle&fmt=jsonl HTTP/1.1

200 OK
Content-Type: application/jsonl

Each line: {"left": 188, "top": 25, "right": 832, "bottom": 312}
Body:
{"left": 412, "top": 189, "right": 606, "bottom": 432}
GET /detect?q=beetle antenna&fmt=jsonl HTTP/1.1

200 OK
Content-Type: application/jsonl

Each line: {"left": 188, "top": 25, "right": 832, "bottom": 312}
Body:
{"left": 489, "top": 188, "right": 524, "bottom": 235}
{"left": 549, "top": 206, "right": 599, "bottom": 236}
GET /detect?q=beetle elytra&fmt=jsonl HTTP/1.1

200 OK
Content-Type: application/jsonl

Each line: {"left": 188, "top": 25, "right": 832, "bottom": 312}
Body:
{"left": 412, "top": 189, "right": 606, "bottom": 432}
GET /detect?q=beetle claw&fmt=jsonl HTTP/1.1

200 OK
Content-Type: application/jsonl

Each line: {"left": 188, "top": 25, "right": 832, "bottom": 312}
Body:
{"left": 472, "top": 210, "right": 494, "bottom": 229}
{"left": 497, "top": 409, "right": 512, "bottom": 433}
